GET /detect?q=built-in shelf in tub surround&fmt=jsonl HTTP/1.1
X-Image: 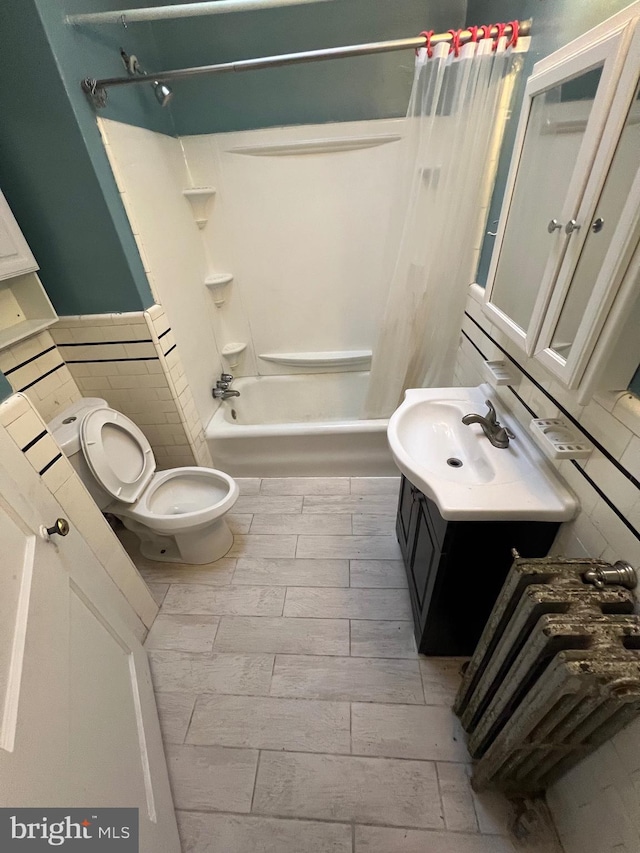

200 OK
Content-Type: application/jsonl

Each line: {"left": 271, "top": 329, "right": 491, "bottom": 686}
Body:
{"left": 258, "top": 350, "right": 372, "bottom": 368}
{"left": 205, "top": 273, "right": 233, "bottom": 306}
{"left": 221, "top": 342, "right": 247, "bottom": 369}
{"left": 182, "top": 187, "right": 216, "bottom": 229}
{"left": 228, "top": 134, "right": 402, "bottom": 157}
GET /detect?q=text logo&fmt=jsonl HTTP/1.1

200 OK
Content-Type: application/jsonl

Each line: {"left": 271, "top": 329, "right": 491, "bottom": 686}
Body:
{"left": 0, "top": 809, "right": 138, "bottom": 850}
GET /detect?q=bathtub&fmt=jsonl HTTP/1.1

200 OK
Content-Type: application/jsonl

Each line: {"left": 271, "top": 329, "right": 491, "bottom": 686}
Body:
{"left": 205, "top": 372, "right": 397, "bottom": 477}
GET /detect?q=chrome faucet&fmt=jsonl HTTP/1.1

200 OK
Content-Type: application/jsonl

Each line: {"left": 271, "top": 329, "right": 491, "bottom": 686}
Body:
{"left": 461, "top": 400, "right": 515, "bottom": 449}
{"left": 212, "top": 373, "right": 240, "bottom": 400}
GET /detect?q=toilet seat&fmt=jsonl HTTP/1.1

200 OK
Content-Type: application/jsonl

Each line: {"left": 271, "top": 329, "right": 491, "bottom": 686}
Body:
{"left": 121, "top": 467, "right": 239, "bottom": 534}
{"left": 80, "top": 407, "right": 156, "bottom": 504}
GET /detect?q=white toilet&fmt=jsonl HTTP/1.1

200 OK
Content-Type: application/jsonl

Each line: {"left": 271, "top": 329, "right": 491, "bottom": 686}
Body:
{"left": 49, "top": 398, "right": 239, "bottom": 564}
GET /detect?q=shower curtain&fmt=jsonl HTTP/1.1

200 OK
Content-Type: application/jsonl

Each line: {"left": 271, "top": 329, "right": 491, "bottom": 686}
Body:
{"left": 365, "top": 34, "right": 525, "bottom": 418}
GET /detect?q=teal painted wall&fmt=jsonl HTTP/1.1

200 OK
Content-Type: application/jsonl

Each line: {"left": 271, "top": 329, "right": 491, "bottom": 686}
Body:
{"left": 0, "top": 0, "right": 157, "bottom": 315}
{"left": 468, "top": 0, "right": 634, "bottom": 287}
{"left": 0, "top": 0, "right": 464, "bottom": 316}
{"left": 147, "top": 0, "right": 466, "bottom": 134}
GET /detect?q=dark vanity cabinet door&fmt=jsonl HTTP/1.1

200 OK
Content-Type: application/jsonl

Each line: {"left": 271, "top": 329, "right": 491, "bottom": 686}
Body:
{"left": 396, "top": 475, "right": 560, "bottom": 656}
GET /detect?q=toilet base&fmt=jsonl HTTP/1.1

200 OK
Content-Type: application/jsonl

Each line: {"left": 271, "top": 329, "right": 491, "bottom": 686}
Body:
{"left": 121, "top": 516, "right": 234, "bottom": 565}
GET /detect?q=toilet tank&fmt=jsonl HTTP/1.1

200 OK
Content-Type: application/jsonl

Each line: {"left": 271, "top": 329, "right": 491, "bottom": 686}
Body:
{"left": 48, "top": 398, "right": 113, "bottom": 510}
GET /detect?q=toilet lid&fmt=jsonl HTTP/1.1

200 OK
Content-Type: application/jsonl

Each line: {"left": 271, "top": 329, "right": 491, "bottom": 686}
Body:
{"left": 80, "top": 407, "right": 156, "bottom": 504}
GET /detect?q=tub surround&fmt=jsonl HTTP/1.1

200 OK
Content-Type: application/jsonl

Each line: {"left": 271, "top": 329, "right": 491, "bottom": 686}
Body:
{"left": 97, "top": 118, "right": 232, "bottom": 428}
{"left": 0, "top": 392, "right": 156, "bottom": 636}
{"left": 51, "top": 307, "right": 212, "bottom": 471}
{"left": 181, "top": 119, "right": 405, "bottom": 377}
{"left": 97, "top": 117, "right": 409, "bottom": 402}
{"left": 456, "top": 284, "right": 640, "bottom": 853}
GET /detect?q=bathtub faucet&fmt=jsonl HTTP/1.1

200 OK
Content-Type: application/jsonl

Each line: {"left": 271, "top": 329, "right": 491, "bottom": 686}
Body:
{"left": 212, "top": 373, "right": 240, "bottom": 400}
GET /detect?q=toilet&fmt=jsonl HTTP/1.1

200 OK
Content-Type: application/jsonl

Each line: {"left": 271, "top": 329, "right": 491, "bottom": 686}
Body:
{"left": 49, "top": 398, "right": 239, "bottom": 564}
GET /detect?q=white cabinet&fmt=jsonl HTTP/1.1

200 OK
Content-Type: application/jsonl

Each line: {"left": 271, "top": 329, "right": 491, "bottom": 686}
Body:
{"left": 483, "top": 8, "right": 640, "bottom": 397}
{"left": 0, "top": 189, "right": 57, "bottom": 349}
{"left": 0, "top": 190, "right": 37, "bottom": 281}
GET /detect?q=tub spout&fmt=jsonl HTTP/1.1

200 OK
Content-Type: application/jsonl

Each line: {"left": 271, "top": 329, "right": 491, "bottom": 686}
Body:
{"left": 213, "top": 388, "right": 240, "bottom": 399}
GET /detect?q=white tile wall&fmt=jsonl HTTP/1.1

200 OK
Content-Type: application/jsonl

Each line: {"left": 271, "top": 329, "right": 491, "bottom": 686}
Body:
{"left": 455, "top": 286, "right": 640, "bottom": 853}
{"left": 0, "top": 392, "right": 156, "bottom": 635}
{"left": 51, "top": 309, "right": 212, "bottom": 469}
{"left": 0, "top": 330, "right": 81, "bottom": 421}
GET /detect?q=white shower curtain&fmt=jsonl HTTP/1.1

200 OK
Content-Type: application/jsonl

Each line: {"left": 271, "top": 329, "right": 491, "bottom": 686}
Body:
{"left": 365, "top": 35, "right": 525, "bottom": 418}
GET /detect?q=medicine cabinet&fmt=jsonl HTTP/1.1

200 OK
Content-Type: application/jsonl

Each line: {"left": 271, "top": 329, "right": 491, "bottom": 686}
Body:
{"left": 483, "top": 10, "right": 640, "bottom": 397}
{"left": 0, "top": 189, "right": 57, "bottom": 349}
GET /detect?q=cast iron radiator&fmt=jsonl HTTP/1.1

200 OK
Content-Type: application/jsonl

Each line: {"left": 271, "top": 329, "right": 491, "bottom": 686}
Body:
{"left": 454, "top": 556, "right": 640, "bottom": 794}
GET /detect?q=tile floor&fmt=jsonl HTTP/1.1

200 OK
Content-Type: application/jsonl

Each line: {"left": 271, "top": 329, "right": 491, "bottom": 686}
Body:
{"left": 119, "top": 477, "right": 560, "bottom": 853}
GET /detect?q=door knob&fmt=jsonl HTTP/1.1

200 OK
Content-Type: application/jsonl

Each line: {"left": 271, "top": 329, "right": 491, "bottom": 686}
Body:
{"left": 591, "top": 217, "right": 605, "bottom": 233}
{"left": 565, "top": 219, "right": 581, "bottom": 234}
{"left": 46, "top": 518, "right": 70, "bottom": 537}
{"left": 547, "top": 219, "right": 563, "bottom": 233}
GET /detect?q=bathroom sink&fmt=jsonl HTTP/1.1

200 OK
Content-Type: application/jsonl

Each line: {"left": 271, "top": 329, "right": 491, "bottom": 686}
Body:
{"left": 387, "top": 384, "right": 577, "bottom": 521}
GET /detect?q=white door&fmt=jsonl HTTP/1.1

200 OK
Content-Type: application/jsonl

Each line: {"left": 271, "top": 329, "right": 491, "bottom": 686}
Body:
{"left": 0, "top": 428, "right": 179, "bottom": 852}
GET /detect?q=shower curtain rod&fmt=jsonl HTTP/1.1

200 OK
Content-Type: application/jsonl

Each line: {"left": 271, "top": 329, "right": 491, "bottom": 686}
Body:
{"left": 81, "top": 20, "right": 530, "bottom": 106}
{"left": 68, "top": 0, "right": 337, "bottom": 25}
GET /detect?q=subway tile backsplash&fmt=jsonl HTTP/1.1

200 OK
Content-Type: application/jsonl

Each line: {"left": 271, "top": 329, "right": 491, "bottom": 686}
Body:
{"left": 50, "top": 307, "right": 212, "bottom": 470}
{"left": 0, "top": 330, "right": 81, "bottom": 421}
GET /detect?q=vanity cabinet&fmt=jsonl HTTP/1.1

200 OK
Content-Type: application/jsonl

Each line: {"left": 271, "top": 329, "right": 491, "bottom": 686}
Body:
{"left": 396, "top": 475, "right": 559, "bottom": 656}
{"left": 484, "top": 11, "right": 640, "bottom": 399}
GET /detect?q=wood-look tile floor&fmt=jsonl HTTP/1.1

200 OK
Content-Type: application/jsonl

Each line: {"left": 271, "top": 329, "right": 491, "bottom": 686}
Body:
{"left": 120, "top": 477, "right": 560, "bottom": 853}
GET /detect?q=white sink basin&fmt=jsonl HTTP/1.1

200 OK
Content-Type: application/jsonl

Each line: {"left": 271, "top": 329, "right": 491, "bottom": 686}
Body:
{"left": 387, "top": 385, "right": 578, "bottom": 521}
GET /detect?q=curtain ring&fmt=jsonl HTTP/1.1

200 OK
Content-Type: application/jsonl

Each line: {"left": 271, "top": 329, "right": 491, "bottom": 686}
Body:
{"left": 448, "top": 29, "right": 461, "bottom": 57}
{"left": 478, "top": 25, "right": 493, "bottom": 43}
{"left": 492, "top": 22, "right": 507, "bottom": 51}
{"left": 506, "top": 20, "right": 519, "bottom": 49}
{"left": 416, "top": 30, "right": 434, "bottom": 58}
{"left": 468, "top": 25, "right": 479, "bottom": 43}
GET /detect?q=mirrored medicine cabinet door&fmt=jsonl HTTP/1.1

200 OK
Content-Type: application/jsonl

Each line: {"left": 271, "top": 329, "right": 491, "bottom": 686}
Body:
{"left": 535, "top": 35, "right": 640, "bottom": 388}
{"left": 483, "top": 23, "right": 634, "bottom": 353}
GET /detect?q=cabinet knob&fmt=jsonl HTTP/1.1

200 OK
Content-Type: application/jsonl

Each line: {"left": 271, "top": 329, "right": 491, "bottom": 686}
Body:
{"left": 591, "top": 217, "right": 605, "bottom": 233}
{"left": 565, "top": 219, "right": 581, "bottom": 235}
{"left": 547, "top": 219, "right": 563, "bottom": 233}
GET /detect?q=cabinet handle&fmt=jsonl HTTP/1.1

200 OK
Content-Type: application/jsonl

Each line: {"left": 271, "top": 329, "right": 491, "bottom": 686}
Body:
{"left": 565, "top": 219, "right": 581, "bottom": 235}
{"left": 591, "top": 217, "right": 605, "bottom": 233}
{"left": 547, "top": 219, "right": 563, "bottom": 233}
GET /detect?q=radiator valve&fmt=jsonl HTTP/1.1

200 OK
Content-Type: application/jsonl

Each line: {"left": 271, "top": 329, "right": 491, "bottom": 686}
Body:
{"left": 583, "top": 560, "right": 637, "bottom": 590}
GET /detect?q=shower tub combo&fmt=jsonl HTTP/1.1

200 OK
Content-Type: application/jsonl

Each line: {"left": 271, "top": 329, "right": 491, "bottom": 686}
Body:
{"left": 206, "top": 372, "right": 396, "bottom": 477}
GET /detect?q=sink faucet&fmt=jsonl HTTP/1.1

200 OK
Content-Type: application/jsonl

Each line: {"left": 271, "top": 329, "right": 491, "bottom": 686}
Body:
{"left": 461, "top": 400, "right": 515, "bottom": 449}
{"left": 212, "top": 373, "right": 241, "bottom": 400}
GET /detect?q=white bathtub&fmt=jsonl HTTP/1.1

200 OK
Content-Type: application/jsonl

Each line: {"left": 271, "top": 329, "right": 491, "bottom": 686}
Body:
{"left": 205, "top": 372, "right": 397, "bottom": 477}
